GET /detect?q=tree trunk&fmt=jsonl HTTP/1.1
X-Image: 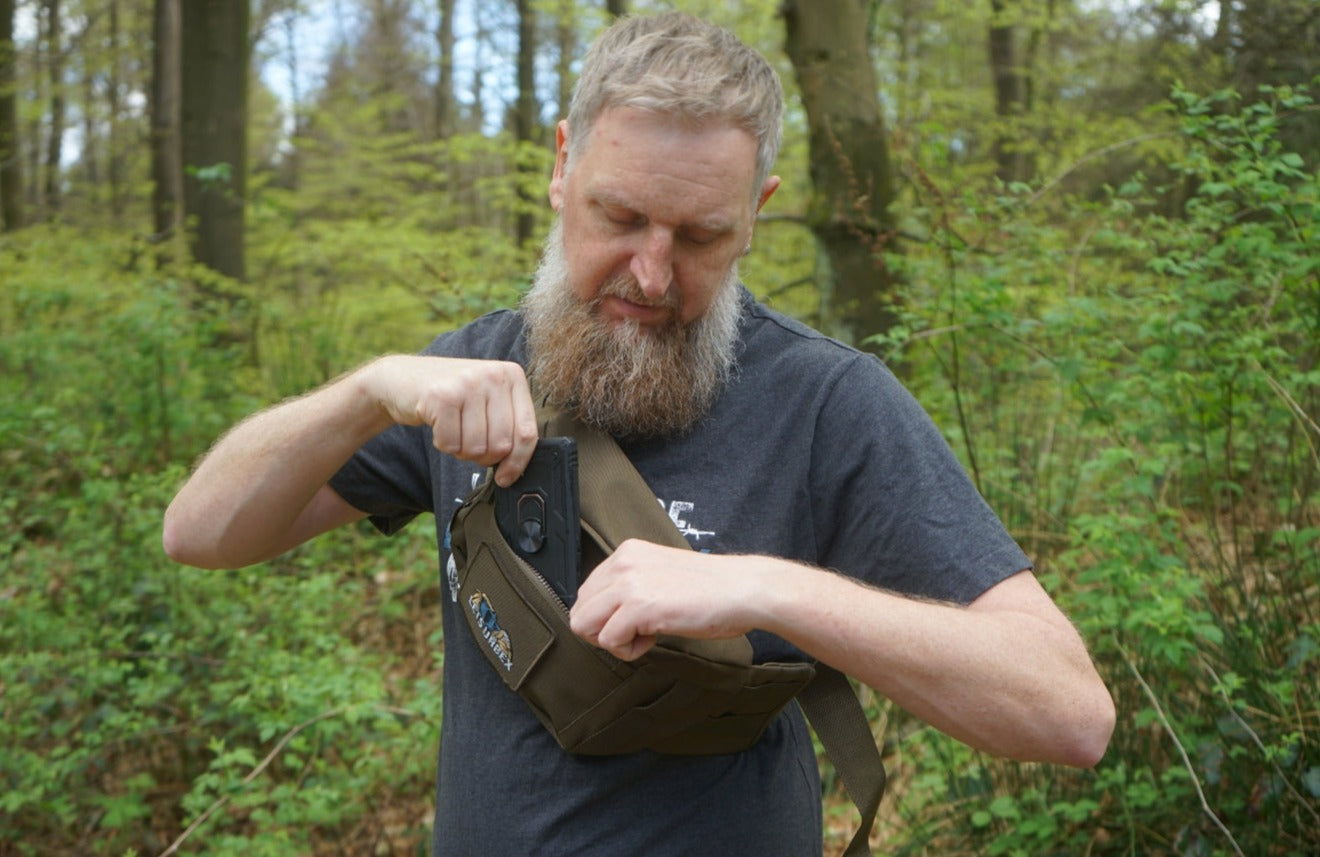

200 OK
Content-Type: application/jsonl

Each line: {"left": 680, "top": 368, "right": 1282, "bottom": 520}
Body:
{"left": 80, "top": 48, "right": 97, "bottom": 185}
{"left": 107, "top": 0, "right": 126, "bottom": 221}
{"left": 605, "top": 0, "right": 627, "bottom": 19}
{"left": 151, "top": 0, "right": 183, "bottom": 257}
{"left": 43, "top": 0, "right": 64, "bottom": 213}
{"left": 470, "top": 3, "right": 486, "bottom": 133}
{"left": 514, "top": 0, "right": 537, "bottom": 246}
{"left": 180, "top": 0, "right": 248, "bottom": 281}
{"left": 555, "top": 0, "right": 576, "bottom": 120}
{"left": 988, "top": 0, "right": 1036, "bottom": 184}
{"left": 280, "top": 11, "right": 302, "bottom": 189}
{"left": 23, "top": 13, "right": 39, "bottom": 212}
{"left": 435, "top": 0, "right": 456, "bottom": 138}
{"left": 782, "top": 0, "right": 898, "bottom": 352}
{"left": 0, "top": 0, "right": 22, "bottom": 230}
{"left": 1228, "top": 0, "right": 1320, "bottom": 165}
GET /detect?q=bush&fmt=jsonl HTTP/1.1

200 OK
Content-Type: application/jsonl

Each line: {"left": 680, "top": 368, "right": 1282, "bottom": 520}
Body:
{"left": 870, "top": 83, "right": 1319, "bottom": 856}
{"left": 0, "top": 229, "right": 449, "bottom": 855}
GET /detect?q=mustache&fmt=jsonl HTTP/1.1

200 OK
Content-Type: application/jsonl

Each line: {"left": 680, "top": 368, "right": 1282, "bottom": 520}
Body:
{"left": 594, "top": 274, "right": 680, "bottom": 312}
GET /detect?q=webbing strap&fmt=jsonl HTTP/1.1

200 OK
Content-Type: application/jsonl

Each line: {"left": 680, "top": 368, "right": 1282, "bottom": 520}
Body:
{"left": 538, "top": 404, "right": 885, "bottom": 855}
{"left": 798, "top": 666, "right": 886, "bottom": 857}
{"left": 543, "top": 408, "right": 689, "bottom": 551}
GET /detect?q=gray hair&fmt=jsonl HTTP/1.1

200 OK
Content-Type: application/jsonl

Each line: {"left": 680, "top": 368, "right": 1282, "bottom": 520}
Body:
{"left": 565, "top": 12, "right": 783, "bottom": 197}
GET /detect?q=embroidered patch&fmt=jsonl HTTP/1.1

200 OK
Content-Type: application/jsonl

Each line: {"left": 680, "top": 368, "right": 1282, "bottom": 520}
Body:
{"left": 468, "top": 592, "right": 513, "bottom": 671}
{"left": 445, "top": 553, "right": 459, "bottom": 603}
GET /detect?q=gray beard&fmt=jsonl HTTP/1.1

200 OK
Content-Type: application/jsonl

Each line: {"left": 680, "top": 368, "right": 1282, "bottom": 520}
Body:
{"left": 521, "top": 219, "right": 742, "bottom": 438}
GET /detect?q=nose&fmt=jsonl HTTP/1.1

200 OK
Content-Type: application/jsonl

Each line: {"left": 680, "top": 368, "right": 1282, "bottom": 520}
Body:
{"left": 630, "top": 228, "right": 674, "bottom": 300}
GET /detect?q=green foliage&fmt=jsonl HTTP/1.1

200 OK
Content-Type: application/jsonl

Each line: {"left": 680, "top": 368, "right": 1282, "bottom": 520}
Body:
{"left": 1, "top": 229, "right": 446, "bottom": 855}
{"left": 246, "top": 115, "right": 548, "bottom": 394}
{"left": 873, "top": 83, "right": 1319, "bottom": 856}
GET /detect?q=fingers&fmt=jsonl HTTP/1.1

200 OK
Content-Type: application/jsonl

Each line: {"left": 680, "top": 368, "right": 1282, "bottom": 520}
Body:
{"left": 569, "top": 541, "right": 738, "bottom": 661}
{"left": 492, "top": 383, "right": 539, "bottom": 487}
{"left": 375, "top": 356, "right": 539, "bottom": 481}
{"left": 570, "top": 593, "right": 659, "bottom": 661}
{"left": 608, "top": 633, "right": 659, "bottom": 661}
{"left": 446, "top": 361, "right": 538, "bottom": 481}
{"left": 570, "top": 543, "right": 649, "bottom": 659}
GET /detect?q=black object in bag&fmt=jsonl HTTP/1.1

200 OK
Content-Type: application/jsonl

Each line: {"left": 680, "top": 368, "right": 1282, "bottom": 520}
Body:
{"left": 493, "top": 437, "right": 581, "bottom": 606}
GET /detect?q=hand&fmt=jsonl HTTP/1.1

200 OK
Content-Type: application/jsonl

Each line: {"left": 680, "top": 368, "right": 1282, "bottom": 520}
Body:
{"left": 363, "top": 355, "right": 540, "bottom": 486}
{"left": 568, "top": 539, "right": 767, "bottom": 660}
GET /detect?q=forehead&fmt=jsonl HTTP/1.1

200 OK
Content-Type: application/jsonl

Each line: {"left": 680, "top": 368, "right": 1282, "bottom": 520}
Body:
{"left": 572, "top": 107, "right": 760, "bottom": 224}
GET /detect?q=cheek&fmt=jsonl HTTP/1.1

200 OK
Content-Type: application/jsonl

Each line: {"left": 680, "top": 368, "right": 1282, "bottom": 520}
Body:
{"left": 674, "top": 260, "right": 734, "bottom": 324}
{"left": 565, "top": 248, "right": 618, "bottom": 303}
{"left": 558, "top": 223, "right": 614, "bottom": 300}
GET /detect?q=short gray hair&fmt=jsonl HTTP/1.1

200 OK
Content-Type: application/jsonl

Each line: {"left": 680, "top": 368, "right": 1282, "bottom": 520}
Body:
{"left": 565, "top": 12, "right": 783, "bottom": 197}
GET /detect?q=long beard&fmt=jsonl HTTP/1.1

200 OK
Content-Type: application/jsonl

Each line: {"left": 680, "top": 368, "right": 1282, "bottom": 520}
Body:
{"left": 521, "top": 219, "right": 742, "bottom": 438}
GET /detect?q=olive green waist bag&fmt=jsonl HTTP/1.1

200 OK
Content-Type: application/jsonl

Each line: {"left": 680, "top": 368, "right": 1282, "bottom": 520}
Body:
{"left": 448, "top": 410, "right": 885, "bottom": 856}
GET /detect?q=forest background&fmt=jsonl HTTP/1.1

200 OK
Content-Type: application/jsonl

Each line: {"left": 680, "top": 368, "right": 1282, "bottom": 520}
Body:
{"left": 1, "top": 0, "right": 1317, "bottom": 854}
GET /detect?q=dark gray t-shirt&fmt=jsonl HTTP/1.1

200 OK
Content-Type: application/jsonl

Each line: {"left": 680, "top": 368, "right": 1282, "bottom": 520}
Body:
{"left": 330, "top": 287, "right": 1030, "bottom": 856}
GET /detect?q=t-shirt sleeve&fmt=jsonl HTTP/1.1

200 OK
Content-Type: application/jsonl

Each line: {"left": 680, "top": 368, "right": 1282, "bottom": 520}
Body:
{"left": 329, "top": 421, "right": 433, "bottom": 535}
{"left": 808, "top": 355, "right": 1030, "bottom": 605}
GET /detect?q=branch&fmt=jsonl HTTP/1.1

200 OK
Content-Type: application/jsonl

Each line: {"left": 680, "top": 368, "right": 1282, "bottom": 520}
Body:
{"left": 1200, "top": 657, "right": 1320, "bottom": 830}
{"left": 1250, "top": 357, "right": 1320, "bottom": 472}
{"left": 1026, "top": 132, "right": 1177, "bottom": 207}
{"left": 1116, "top": 639, "right": 1246, "bottom": 857}
{"left": 156, "top": 704, "right": 418, "bottom": 857}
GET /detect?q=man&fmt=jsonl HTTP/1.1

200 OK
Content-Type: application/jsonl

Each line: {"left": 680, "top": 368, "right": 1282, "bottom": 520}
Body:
{"left": 164, "top": 12, "right": 1114, "bottom": 856}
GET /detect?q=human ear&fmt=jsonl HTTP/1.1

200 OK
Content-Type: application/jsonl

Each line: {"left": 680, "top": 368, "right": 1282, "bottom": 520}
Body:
{"left": 548, "top": 120, "right": 570, "bottom": 212}
{"left": 756, "top": 175, "right": 781, "bottom": 213}
{"left": 744, "top": 175, "right": 781, "bottom": 252}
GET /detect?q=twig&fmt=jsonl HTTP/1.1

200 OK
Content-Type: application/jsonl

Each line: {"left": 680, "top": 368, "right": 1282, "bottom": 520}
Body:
{"left": 1251, "top": 357, "right": 1320, "bottom": 472}
{"left": 1026, "top": 132, "right": 1177, "bottom": 207}
{"left": 1116, "top": 639, "right": 1246, "bottom": 857}
{"left": 1199, "top": 657, "right": 1320, "bottom": 829}
{"left": 157, "top": 705, "right": 357, "bottom": 857}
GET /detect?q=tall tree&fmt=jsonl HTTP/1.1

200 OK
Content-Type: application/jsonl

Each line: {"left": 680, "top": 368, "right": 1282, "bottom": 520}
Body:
{"left": 0, "top": 0, "right": 21, "bottom": 230}
{"left": 43, "top": 0, "right": 65, "bottom": 212}
{"left": 555, "top": 0, "right": 576, "bottom": 121}
{"left": 470, "top": 1, "right": 487, "bottom": 133}
{"left": 181, "top": 0, "right": 249, "bottom": 280}
{"left": 1224, "top": 0, "right": 1320, "bottom": 163}
{"left": 513, "top": 0, "right": 537, "bottom": 245}
{"left": 78, "top": 19, "right": 98, "bottom": 186}
{"left": 782, "top": 0, "right": 898, "bottom": 350}
{"left": 359, "top": 0, "right": 422, "bottom": 134}
{"left": 435, "top": 0, "right": 456, "bottom": 138}
{"left": 277, "top": 8, "right": 303, "bottom": 188}
{"left": 151, "top": 0, "right": 182, "bottom": 254}
{"left": 988, "top": 0, "right": 1032, "bottom": 183}
{"left": 106, "top": 0, "right": 127, "bottom": 220}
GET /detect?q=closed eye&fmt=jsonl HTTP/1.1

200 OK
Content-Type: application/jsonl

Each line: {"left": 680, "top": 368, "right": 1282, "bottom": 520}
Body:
{"left": 599, "top": 204, "right": 644, "bottom": 230}
{"left": 679, "top": 227, "right": 726, "bottom": 246}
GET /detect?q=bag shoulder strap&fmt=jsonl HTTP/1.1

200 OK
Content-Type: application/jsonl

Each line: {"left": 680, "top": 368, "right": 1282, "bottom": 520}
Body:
{"left": 799, "top": 666, "right": 886, "bottom": 857}
{"left": 541, "top": 406, "right": 885, "bottom": 856}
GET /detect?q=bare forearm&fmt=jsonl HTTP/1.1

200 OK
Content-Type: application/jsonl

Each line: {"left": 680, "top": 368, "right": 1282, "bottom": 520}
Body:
{"left": 756, "top": 563, "right": 1114, "bottom": 767}
{"left": 163, "top": 355, "right": 540, "bottom": 570}
{"left": 162, "top": 365, "right": 389, "bottom": 568}
{"left": 570, "top": 541, "right": 1114, "bottom": 767}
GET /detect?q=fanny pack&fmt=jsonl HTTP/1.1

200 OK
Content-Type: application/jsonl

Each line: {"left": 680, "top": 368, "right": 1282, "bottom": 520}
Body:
{"left": 449, "top": 407, "right": 884, "bottom": 856}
